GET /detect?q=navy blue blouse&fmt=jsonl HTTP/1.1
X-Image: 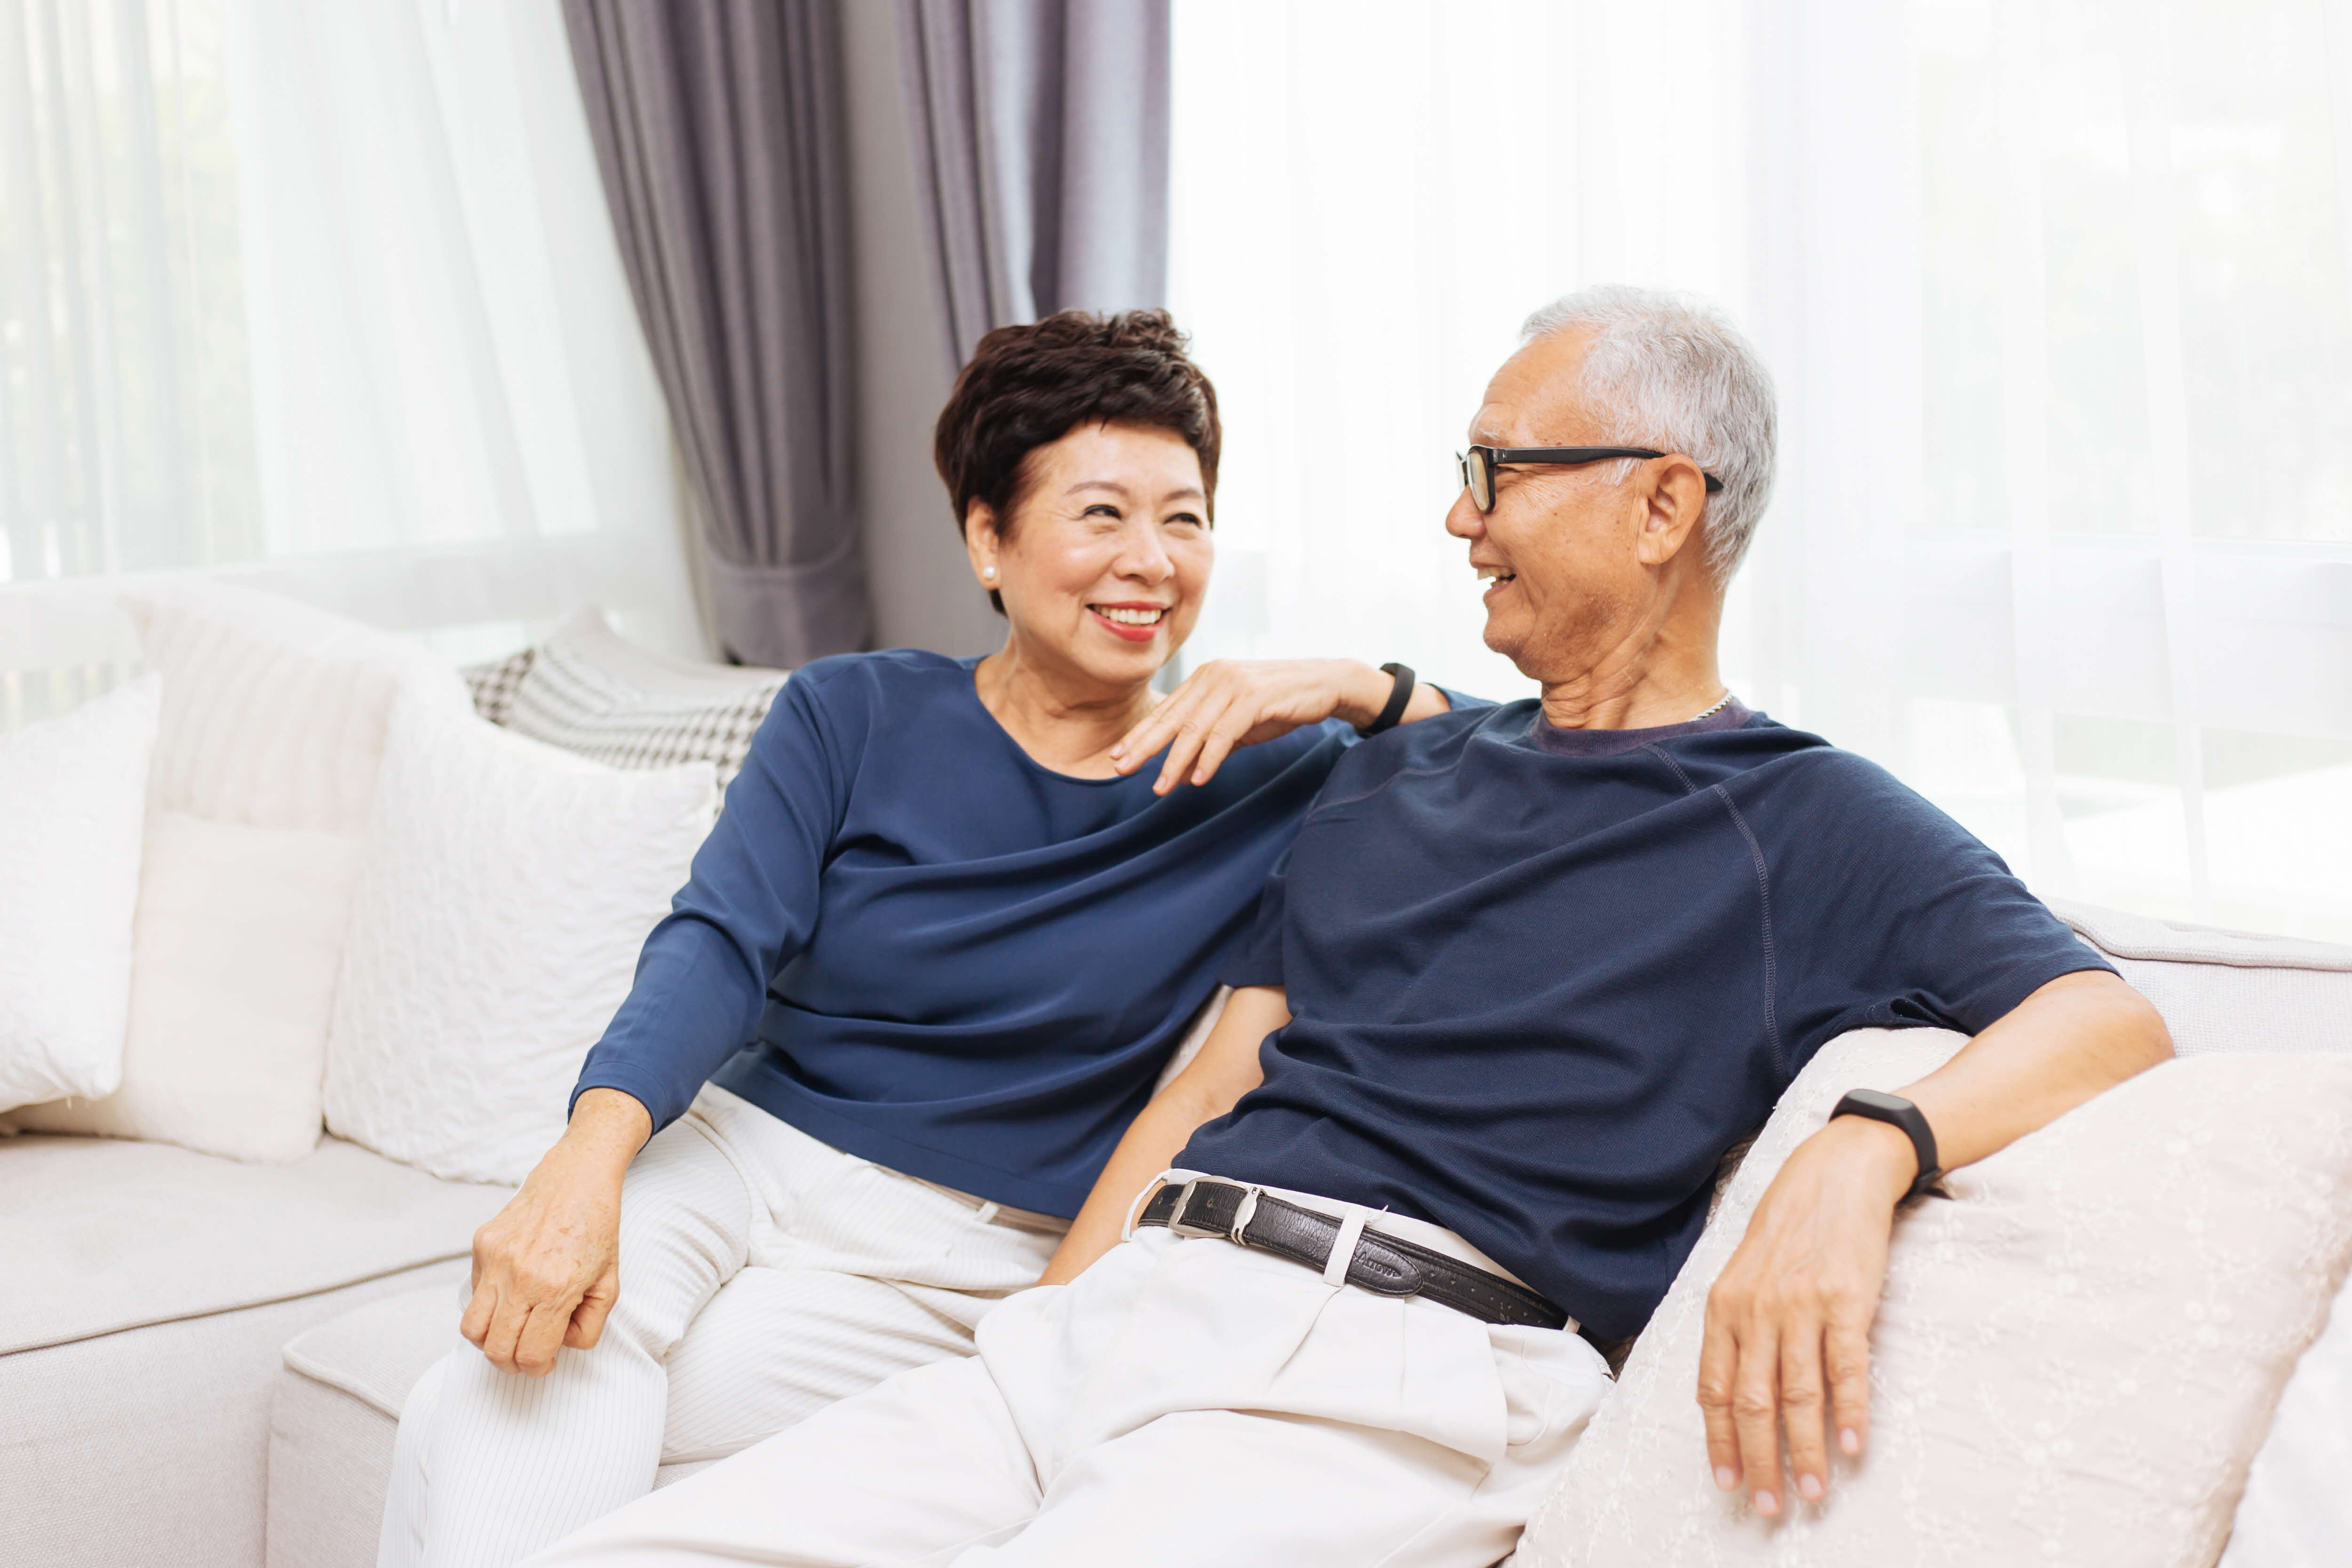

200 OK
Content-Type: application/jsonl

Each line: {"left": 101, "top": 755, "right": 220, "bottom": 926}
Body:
{"left": 573, "top": 650, "right": 1354, "bottom": 1216}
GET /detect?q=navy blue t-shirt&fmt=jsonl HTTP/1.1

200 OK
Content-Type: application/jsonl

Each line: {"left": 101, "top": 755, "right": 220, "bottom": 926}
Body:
{"left": 1179, "top": 700, "right": 2112, "bottom": 1339}
{"left": 573, "top": 650, "right": 1355, "bottom": 1216}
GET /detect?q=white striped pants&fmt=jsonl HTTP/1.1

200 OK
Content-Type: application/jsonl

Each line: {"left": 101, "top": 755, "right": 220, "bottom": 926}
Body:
{"left": 378, "top": 1085, "right": 1065, "bottom": 1568}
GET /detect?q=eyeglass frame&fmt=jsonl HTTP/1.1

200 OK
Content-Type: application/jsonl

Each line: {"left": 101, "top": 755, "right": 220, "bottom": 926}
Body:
{"left": 1455, "top": 444, "right": 1725, "bottom": 513}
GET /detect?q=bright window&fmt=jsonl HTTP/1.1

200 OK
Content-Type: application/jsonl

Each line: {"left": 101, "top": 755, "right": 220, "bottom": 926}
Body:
{"left": 1172, "top": 0, "right": 2352, "bottom": 941}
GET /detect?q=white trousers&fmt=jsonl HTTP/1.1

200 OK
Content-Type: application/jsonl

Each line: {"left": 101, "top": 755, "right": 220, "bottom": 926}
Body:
{"left": 380, "top": 1086, "right": 1064, "bottom": 1568}
{"left": 518, "top": 1198, "right": 1613, "bottom": 1568}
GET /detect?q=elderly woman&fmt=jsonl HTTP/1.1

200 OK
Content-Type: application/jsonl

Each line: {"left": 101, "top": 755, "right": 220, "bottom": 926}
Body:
{"left": 379, "top": 310, "right": 1450, "bottom": 1567}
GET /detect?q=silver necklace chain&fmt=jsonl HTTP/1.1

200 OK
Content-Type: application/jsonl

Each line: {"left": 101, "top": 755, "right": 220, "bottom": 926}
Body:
{"left": 1685, "top": 691, "right": 1734, "bottom": 723}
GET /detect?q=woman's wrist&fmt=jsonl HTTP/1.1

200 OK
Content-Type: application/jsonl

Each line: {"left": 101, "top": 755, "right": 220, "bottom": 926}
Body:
{"left": 1333, "top": 660, "right": 1400, "bottom": 730}
{"left": 561, "top": 1088, "right": 653, "bottom": 1172}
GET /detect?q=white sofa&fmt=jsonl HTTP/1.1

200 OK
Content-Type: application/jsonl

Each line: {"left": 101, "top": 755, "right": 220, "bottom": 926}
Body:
{"left": 2, "top": 595, "right": 780, "bottom": 1568}
{"left": 10, "top": 894, "right": 2346, "bottom": 1568}
{"left": 0, "top": 1134, "right": 506, "bottom": 1567}
{"left": 6, "top": 592, "right": 2350, "bottom": 1566}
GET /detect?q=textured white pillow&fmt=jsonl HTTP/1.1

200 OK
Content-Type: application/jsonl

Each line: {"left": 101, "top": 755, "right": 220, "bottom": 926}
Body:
{"left": 323, "top": 686, "right": 716, "bottom": 1184}
{"left": 1518, "top": 1034, "right": 2352, "bottom": 1568}
{"left": 0, "top": 675, "right": 159, "bottom": 1113}
{"left": 15, "top": 588, "right": 454, "bottom": 1160}
{"left": 126, "top": 587, "right": 416, "bottom": 831}
{"left": 13, "top": 813, "right": 364, "bottom": 1161}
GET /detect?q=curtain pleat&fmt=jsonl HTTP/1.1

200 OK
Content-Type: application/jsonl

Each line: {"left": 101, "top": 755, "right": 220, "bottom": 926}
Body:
{"left": 894, "top": 0, "right": 1170, "bottom": 371}
{"left": 563, "top": 0, "right": 866, "bottom": 668}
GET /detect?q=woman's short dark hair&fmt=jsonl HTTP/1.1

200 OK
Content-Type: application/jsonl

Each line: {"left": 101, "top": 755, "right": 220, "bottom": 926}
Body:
{"left": 933, "top": 309, "right": 1221, "bottom": 613}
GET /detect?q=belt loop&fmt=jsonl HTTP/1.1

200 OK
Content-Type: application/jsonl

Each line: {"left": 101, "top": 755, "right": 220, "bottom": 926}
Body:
{"left": 1323, "top": 1210, "right": 1368, "bottom": 1287}
{"left": 1122, "top": 1173, "right": 1179, "bottom": 1241}
{"left": 1227, "top": 1186, "right": 1260, "bottom": 1243}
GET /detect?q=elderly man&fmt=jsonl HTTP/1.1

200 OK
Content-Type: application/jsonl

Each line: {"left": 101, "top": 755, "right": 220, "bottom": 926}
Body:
{"left": 522, "top": 286, "right": 2171, "bottom": 1568}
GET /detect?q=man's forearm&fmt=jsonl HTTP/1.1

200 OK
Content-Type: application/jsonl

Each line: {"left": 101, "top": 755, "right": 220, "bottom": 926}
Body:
{"left": 1038, "top": 985, "right": 1289, "bottom": 1286}
{"left": 1899, "top": 969, "right": 2172, "bottom": 1175}
{"left": 1038, "top": 1082, "right": 1225, "bottom": 1285}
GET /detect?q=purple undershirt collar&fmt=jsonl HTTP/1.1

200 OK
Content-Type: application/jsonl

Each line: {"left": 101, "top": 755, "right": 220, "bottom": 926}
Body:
{"left": 1526, "top": 697, "right": 1753, "bottom": 758}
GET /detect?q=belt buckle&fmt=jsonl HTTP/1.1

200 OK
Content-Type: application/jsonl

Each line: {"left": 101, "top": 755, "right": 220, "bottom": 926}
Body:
{"left": 1163, "top": 1178, "right": 1212, "bottom": 1237}
{"left": 1164, "top": 1178, "right": 1262, "bottom": 1243}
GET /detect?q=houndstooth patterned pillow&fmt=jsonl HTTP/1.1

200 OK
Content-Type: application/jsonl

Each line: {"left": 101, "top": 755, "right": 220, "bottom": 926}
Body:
{"left": 500, "top": 639, "right": 782, "bottom": 792}
{"left": 462, "top": 648, "right": 534, "bottom": 726}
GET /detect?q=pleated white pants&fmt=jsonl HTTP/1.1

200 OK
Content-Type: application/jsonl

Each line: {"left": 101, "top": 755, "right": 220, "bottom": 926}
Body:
{"left": 379, "top": 1085, "right": 1064, "bottom": 1568}
{"left": 517, "top": 1203, "right": 1613, "bottom": 1568}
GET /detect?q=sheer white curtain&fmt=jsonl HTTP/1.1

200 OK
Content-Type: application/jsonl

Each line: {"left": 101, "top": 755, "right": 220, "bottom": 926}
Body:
{"left": 0, "top": 0, "right": 698, "bottom": 729}
{"left": 1171, "top": 0, "right": 2352, "bottom": 942}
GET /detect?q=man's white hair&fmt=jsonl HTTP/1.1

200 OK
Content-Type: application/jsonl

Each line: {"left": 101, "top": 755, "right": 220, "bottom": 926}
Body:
{"left": 1518, "top": 286, "right": 1777, "bottom": 581}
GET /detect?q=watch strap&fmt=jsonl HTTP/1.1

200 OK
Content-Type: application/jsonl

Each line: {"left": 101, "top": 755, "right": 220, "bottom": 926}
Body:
{"left": 1360, "top": 662, "right": 1415, "bottom": 736}
{"left": 1830, "top": 1088, "right": 1945, "bottom": 1201}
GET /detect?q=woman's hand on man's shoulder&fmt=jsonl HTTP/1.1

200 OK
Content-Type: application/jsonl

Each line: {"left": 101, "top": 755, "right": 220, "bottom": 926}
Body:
{"left": 1109, "top": 659, "right": 1439, "bottom": 795}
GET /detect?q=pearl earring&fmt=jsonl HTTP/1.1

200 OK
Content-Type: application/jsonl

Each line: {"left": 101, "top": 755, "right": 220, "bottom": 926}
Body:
{"left": 982, "top": 567, "right": 996, "bottom": 580}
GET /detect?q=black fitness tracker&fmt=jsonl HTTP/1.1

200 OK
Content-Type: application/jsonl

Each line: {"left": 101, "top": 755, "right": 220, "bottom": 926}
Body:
{"left": 1359, "top": 662, "right": 1415, "bottom": 737}
{"left": 1830, "top": 1088, "right": 1946, "bottom": 1201}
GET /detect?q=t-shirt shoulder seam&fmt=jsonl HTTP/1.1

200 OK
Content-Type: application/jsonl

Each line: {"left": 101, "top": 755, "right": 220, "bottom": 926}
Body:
{"left": 1304, "top": 761, "right": 1463, "bottom": 820}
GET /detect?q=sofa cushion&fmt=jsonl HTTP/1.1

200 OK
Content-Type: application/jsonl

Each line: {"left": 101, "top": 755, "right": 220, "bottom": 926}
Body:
{"left": 0, "top": 1256, "right": 466, "bottom": 1568}
{"left": 0, "top": 1132, "right": 509, "bottom": 1355}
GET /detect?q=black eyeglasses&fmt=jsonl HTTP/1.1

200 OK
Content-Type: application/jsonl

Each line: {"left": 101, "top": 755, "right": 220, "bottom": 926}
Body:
{"left": 1455, "top": 444, "right": 1725, "bottom": 512}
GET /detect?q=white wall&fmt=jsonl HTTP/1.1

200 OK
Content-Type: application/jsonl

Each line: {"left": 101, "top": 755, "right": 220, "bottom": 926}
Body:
{"left": 838, "top": 4, "right": 1004, "bottom": 658}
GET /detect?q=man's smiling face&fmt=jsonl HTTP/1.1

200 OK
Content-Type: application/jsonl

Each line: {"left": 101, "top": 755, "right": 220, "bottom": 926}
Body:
{"left": 1444, "top": 329, "right": 1661, "bottom": 685}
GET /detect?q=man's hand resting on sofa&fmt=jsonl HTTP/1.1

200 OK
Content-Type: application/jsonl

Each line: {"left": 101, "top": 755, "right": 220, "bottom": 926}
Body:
{"left": 462, "top": 1087, "right": 652, "bottom": 1376}
{"left": 1697, "top": 970, "right": 2172, "bottom": 1517}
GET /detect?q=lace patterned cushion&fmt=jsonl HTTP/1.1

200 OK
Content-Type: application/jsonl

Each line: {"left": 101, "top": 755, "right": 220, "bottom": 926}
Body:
{"left": 1517, "top": 1029, "right": 2352, "bottom": 1568}
{"left": 502, "top": 638, "right": 783, "bottom": 794}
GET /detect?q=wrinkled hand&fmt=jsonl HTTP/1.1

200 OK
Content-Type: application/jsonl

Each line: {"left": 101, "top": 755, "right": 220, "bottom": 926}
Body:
{"left": 1110, "top": 659, "right": 1393, "bottom": 793}
{"left": 461, "top": 1088, "right": 648, "bottom": 1376}
{"left": 1697, "top": 1114, "right": 1916, "bottom": 1516}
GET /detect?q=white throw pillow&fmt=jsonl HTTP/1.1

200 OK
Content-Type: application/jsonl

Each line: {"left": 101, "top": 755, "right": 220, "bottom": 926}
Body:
{"left": 0, "top": 675, "right": 159, "bottom": 1113}
{"left": 1518, "top": 1033, "right": 2352, "bottom": 1568}
{"left": 13, "top": 813, "right": 364, "bottom": 1162}
{"left": 323, "top": 685, "right": 716, "bottom": 1184}
{"left": 16, "top": 587, "right": 450, "bottom": 1160}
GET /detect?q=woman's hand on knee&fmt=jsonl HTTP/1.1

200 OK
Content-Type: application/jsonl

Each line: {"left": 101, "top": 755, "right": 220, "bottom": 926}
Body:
{"left": 461, "top": 1088, "right": 649, "bottom": 1376}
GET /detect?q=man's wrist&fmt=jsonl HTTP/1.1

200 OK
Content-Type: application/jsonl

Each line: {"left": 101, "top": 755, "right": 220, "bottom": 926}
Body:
{"left": 1814, "top": 1113, "right": 1920, "bottom": 1206}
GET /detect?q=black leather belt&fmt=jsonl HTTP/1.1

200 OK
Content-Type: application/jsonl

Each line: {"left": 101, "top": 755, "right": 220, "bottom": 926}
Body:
{"left": 1136, "top": 1178, "right": 1569, "bottom": 1331}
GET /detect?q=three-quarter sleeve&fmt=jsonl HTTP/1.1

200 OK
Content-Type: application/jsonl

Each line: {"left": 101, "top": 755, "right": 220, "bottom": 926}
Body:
{"left": 570, "top": 673, "right": 850, "bottom": 1133}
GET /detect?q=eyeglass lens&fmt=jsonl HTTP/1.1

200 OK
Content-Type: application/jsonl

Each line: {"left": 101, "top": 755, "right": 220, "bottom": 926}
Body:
{"left": 1457, "top": 449, "right": 1494, "bottom": 512}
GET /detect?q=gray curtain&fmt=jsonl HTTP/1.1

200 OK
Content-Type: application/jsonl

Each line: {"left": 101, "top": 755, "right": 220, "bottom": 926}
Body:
{"left": 563, "top": 0, "right": 867, "bottom": 667}
{"left": 896, "top": 0, "right": 1172, "bottom": 370}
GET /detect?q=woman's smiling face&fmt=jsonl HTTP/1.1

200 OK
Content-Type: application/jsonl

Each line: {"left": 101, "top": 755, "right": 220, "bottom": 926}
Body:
{"left": 966, "top": 421, "right": 1213, "bottom": 692}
